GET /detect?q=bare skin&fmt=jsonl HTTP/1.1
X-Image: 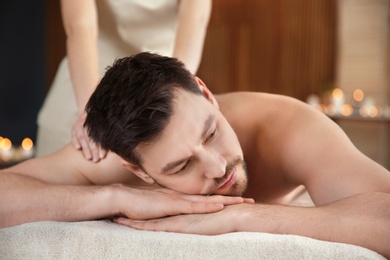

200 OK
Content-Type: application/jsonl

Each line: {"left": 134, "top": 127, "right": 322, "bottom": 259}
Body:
{"left": 115, "top": 86, "right": 390, "bottom": 258}
{"left": 217, "top": 92, "right": 390, "bottom": 204}
{"left": 1, "top": 85, "right": 390, "bottom": 257}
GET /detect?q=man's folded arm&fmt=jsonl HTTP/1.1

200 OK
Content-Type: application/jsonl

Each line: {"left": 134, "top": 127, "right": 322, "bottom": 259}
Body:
{"left": 0, "top": 171, "right": 116, "bottom": 227}
{"left": 0, "top": 145, "right": 245, "bottom": 228}
{"left": 238, "top": 192, "right": 390, "bottom": 259}
{"left": 120, "top": 192, "right": 390, "bottom": 258}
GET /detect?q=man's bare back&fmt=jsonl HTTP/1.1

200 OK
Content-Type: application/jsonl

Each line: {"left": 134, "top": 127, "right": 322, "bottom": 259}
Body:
{"left": 218, "top": 92, "right": 306, "bottom": 203}
{"left": 22, "top": 92, "right": 380, "bottom": 204}
{"left": 19, "top": 93, "right": 317, "bottom": 203}
{"left": 18, "top": 91, "right": 385, "bottom": 206}
{"left": 217, "top": 92, "right": 389, "bottom": 205}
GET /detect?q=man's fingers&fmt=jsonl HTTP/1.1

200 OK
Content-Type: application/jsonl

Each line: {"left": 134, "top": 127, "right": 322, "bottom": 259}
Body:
{"left": 184, "top": 194, "right": 244, "bottom": 205}
{"left": 114, "top": 217, "right": 182, "bottom": 233}
{"left": 153, "top": 188, "right": 245, "bottom": 206}
{"left": 183, "top": 201, "right": 224, "bottom": 214}
{"left": 243, "top": 198, "right": 255, "bottom": 203}
{"left": 114, "top": 217, "right": 157, "bottom": 231}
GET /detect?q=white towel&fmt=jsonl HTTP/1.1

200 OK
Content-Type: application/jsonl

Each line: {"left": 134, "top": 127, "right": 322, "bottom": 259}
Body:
{"left": 0, "top": 220, "right": 384, "bottom": 259}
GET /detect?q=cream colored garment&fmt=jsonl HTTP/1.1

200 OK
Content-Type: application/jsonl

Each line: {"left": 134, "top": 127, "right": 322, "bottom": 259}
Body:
{"left": 36, "top": 0, "right": 178, "bottom": 156}
{"left": 0, "top": 221, "right": 385, "bottom": 260}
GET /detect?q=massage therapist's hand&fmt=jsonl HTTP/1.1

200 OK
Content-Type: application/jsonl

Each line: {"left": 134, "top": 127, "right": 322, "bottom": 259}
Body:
{"left": 71, "top": 112, "right": 107, "bottom": 162}
{"left": 114, "top": 202, "right": 255, "bottom": 234}
{"left": 111, "top": 184, "right": 249, "bottom": 220}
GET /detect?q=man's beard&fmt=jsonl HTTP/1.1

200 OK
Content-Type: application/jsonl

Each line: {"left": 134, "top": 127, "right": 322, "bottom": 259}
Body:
{"left": 205, "top": 156, "right": 248, "bottom": 196}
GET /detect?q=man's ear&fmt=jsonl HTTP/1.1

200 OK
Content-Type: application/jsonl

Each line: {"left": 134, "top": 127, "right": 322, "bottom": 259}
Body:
{"left": 194, "top": 76, "right": 219, "bottom": 109}
{"left": 120, "top": 160, "right": 155, "bottom": 184}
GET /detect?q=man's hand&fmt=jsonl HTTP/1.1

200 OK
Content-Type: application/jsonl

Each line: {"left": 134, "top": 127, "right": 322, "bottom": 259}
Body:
{"left": 116, "top": 193, "right": 390, "bottom": 258}
{"left": 112, "top": 185, "right": 252, "bottom": 221}
{"left": 114, "top": 203, "right": 252, "bottom": 235}
{"left": 71, "top": 112, "right": 107, "bottom": 162}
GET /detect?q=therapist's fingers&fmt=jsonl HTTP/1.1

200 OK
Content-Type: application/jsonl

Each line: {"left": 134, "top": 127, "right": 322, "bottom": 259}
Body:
{"left": 85, "top": 128, "right": 107, "bottom": 162}
{"left": 87, "top": 138, "right": 101, "bottom": 162}
{"left": 71, "top": 112, "right": 107, "bottom": 162}
{"left": 72, "top": 125, "right": 92, "bottom": 160}
{"left": 98, "top": 146, "right": 108, "bottom": 160}
{"left": 72, "top": 113, "right": 92, "bottom": 160}
{"left": 71, "top": 130, "right": 82, "bottom": 150}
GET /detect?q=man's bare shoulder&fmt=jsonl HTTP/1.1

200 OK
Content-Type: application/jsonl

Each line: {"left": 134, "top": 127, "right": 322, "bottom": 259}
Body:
{"left": 216, "top": 91, "right": 303, "bottom": 113}
{"left": 217, "top": 93, "right": 390, "bottom": 205}
{"left": 216, "top": 92, "right": 308, "bottom": 127}
{"left": 2, "top": 144, "right": 137, "bottom": 186}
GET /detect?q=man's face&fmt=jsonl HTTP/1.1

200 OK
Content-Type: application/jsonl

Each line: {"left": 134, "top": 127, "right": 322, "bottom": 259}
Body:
{"left": 135, "top": 89, "right": 248, "bottom": 196}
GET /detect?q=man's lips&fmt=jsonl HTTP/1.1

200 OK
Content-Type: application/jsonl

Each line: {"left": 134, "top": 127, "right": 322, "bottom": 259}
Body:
{"left": 218, "top": 167, "right": 237, "bottom": 190}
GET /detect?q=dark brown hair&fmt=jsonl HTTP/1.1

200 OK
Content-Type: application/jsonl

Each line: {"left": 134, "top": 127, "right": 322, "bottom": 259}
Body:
{"left": 84, "top": 52, "right": 202, "bottom": 165}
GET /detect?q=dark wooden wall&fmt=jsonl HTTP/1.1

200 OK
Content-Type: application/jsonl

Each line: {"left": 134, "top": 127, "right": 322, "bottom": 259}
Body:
{"left": 45, "top": 0, "right": 66, "bottom": 94}
{"left": 197, "top": 0, "right": 337, "bottom": 100}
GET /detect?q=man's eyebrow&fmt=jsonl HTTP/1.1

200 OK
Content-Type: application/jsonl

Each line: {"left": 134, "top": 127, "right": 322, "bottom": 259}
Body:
{"left": 161, "top": 158, "right": 188, "bottom": 174}
{"left": 160, "top": 114, "right": 216, "bottom": 174}
{"left": 201, "top": 114, "right": 216, "bottom": 140}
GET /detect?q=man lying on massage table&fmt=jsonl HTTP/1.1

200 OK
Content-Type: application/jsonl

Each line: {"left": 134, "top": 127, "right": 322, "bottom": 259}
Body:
{"left": 1, "top": 52, "right": 389, "bottom": 258}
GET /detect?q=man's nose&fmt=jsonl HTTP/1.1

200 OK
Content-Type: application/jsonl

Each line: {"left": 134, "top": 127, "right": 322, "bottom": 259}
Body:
{"left": 202, "top": 151, "right": 227, "bottom": 179}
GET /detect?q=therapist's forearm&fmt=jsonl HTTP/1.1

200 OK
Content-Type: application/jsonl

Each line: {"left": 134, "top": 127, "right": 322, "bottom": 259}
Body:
{"left": 66, "top": 29, "right": 100, "bottom": 113}
{"left": 173, "top": 0, "right": 212, "bottom": 74}
{"left": 61, "top": 0, "right": 100, "bottom": 113}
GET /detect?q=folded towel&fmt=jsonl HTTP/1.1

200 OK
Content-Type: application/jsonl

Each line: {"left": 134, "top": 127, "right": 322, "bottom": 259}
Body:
{"left": 0, "top": 220, "right": 384, "bottom": 259}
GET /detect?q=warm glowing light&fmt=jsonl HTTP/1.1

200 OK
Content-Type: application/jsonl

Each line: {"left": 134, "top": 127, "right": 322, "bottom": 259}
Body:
{"left": 22, "top": 138, "right": 33, "bottom": 150}
{"left": 1, "top": 152, "right": 12, "bottom": 162}
{"left": 359, "top": 105, "right": 379, "bottom": 118}
{"left": 325, "top": 104, "right": 336, "bottom": 116}
{"left": 368, "top": 106, "right": 379, "bottom": 118}
{"left": 332, "top": 88, "right": 344, "bottom": 100}
{"left": 353, "top": 89, "right": 364, "bottom": 102}
{"left": 306, "top": 94, "right": 320, "bottom": 107}
{"left": 340, "top": 104, "right": 353, "bottom": 117}
{"left": 0, "top": 138, "right": 12, "bottom": 151}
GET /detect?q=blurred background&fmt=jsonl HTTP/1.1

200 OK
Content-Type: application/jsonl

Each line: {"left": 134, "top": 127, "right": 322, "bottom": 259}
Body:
{"left": 0, "top": 1, "right": 45, "bottom": 147}
{"left": 0, "top": 0, "right": 389, "bottom": 169}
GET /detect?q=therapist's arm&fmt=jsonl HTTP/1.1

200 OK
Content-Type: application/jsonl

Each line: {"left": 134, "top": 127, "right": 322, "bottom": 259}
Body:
{"left": 60, "top": 0, "right": 105, "bottom": 161}
{"left": 173, "top": 0, "right": 212, "bottom": 74}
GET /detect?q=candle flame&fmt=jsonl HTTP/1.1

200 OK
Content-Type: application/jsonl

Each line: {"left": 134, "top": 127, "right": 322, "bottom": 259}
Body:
{"left": 353, "top": 89, "right": 364, "bottom": 102}
{"left": 0, "top": 138, "right": 12, "bottom": 151}
{"left": 368, "top": 106, "right": 379, "bottom": 117}
{"left": 332, "top": 88, "right": 344, "bottom": 100}
{"left": 22, "top": 138, "right": 33, "bottom": 151}
{"left": 340, "top": 104, "right": 353, "bottom": 116}
{"left": 359, "top": 105, "right": 379, "bottom": 118}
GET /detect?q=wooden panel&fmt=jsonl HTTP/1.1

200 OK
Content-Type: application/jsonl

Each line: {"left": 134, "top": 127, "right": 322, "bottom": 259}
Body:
{"left": 197, "top": 0, "right": 337, "bottom": 100}
{"left": 336, "top": 0, "right": 390, "bottom": 105}
{"left": 335, "top": 0, "right": 390, "bottom": 170}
